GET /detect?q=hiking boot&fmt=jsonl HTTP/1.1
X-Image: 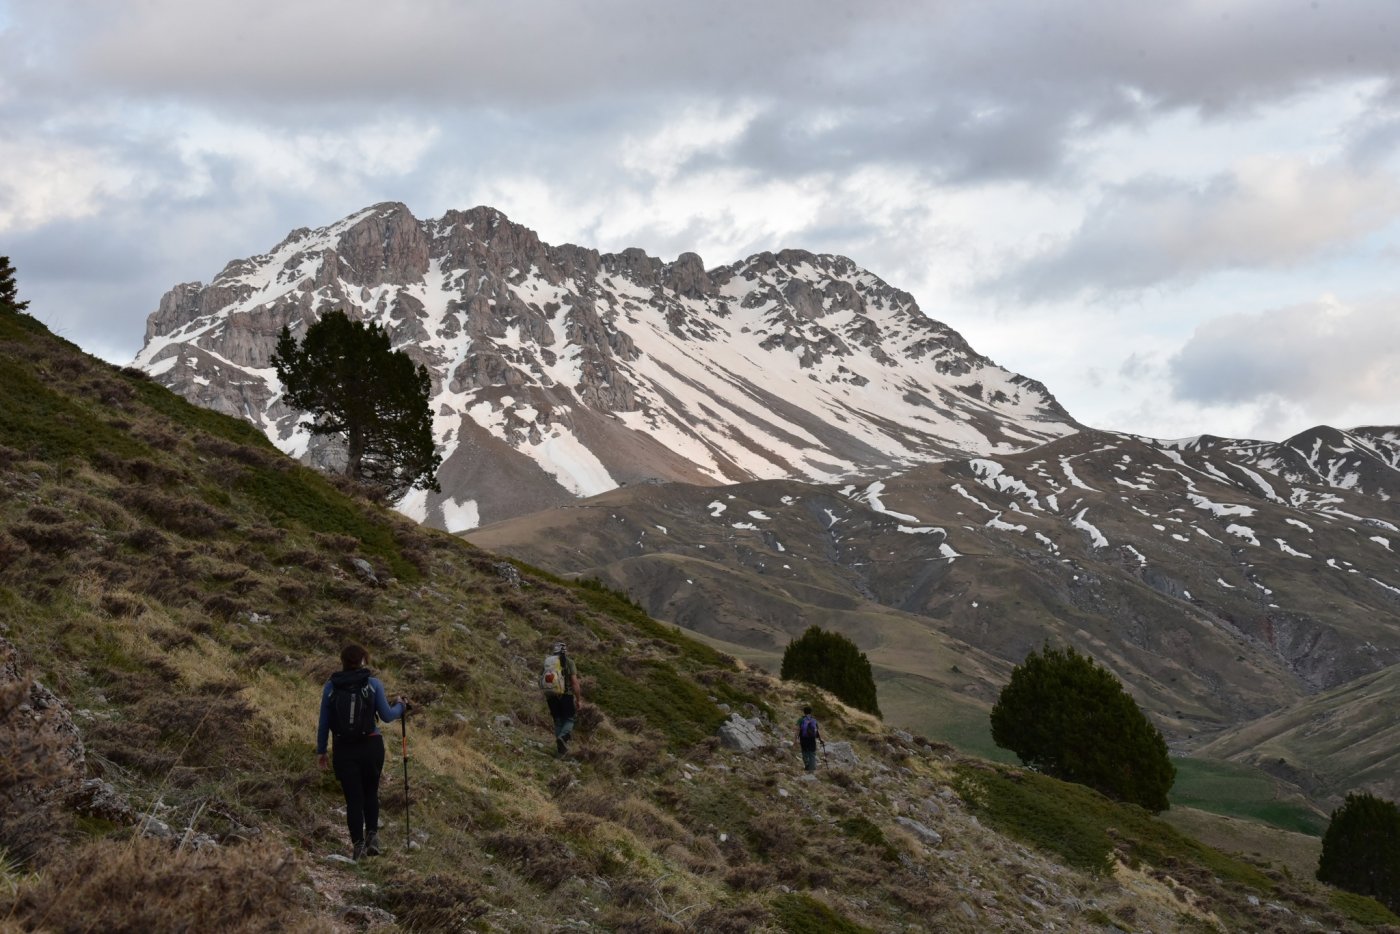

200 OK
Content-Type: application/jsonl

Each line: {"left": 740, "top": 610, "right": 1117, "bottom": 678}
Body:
{"left": 365, "top": 832, "right": 381, "bottom": 857}
{"left": 352, "top": 840, "right": 368, "bottom": 862}
{"left": 556, "top": 736, "right": 567, "bottom": 755}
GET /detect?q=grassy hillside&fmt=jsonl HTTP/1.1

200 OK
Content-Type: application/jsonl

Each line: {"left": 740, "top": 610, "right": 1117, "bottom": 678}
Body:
{"left": 1193, "top": 664, "right": 1400, "bottom": 810}
{"left": 1, "top": 305, "right": 1395, "bottom": 932}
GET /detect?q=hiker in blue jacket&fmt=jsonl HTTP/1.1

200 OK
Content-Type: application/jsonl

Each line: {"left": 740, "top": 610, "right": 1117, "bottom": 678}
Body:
{"left": 797, "top": 706, "right": 823, "bottom": 772}
{"left": 316, "top": 644, "right": 408, "bottom": 861}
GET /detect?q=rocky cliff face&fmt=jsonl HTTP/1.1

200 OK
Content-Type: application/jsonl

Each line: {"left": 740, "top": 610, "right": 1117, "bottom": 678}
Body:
{"left": 135, "top": 203, "right": 1077, "bottom": 530}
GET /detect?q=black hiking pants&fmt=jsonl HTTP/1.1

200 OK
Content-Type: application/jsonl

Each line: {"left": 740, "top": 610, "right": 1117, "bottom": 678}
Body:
{"left": 332, "top": 735, "right": 385, "bottom": 844}
{"left": 546, "top": 693, "right": 577, "bottom": 740}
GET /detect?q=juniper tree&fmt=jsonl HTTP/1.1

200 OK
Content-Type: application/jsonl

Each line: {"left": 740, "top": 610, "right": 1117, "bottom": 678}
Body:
{"left": 272, "top": 310, "right": 441, "bottom": 499}
{"left": 1317, "top": 792, "right": 1400, "bottom": 911}
{"left": 990, "top": 644, "right": 1175, "bottom": 812}
{"left": 780, "top": 626, "right": 882, "bottom": 717}
{"left": 0, "top": 256, "right": 29, "bottom": 313}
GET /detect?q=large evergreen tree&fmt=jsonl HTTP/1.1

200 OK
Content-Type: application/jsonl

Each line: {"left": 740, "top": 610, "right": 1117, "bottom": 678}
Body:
{"left": 990, "top": 645, "right": 1175, "bottom": 812}
{"left": 0, "top": 256, "right": 29, "bottom": 313}
{"left": 780, "top": 626, "right": 881, "bottom": 717}
{"left": 1317, "top": 792, "right": 1400, "bottom": 911}
{"left": 272, "top": 311, "right": 441, "bottom": 499}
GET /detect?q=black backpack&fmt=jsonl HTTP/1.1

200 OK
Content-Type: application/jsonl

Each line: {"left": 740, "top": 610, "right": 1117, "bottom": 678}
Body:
{"left": 330, "top": 670, "right": 377, "bottom": 740}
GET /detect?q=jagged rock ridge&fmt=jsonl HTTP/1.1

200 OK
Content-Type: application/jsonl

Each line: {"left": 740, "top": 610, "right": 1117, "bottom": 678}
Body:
{"left": 134, "top": 203, "right": 1077, "bottom": 529}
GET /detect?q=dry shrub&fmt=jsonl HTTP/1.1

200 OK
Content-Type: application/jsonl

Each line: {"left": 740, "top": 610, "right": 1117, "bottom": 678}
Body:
{"left": 374, "top": 872, "right": 487, "bottom": 932}
{"left": 888, "top": 877, "right": 951, "bottom": 914}
{"left": 193, "top": 436, "right": 273, "bottom": 468}
{"left": 276, "top": 580, "right": 311, "bottom": 605}
{"left": 140, "top": 680, "right": 256, "bottom": 770}
{"left": 435, "top": 660, "right": 472, "bottom": 692}
{"left": 0, "top": 674, "right": 78, "bottom": 863}
{"left": 116, "top": 457, "right": 182, "bottom": 486}
{"left": 149, "top": 625, "right": 195, "bottom": 651}
{"left": 325, "top": 580, "right": 374, "bottom": 605}
{"left": 132, "top": 566, "right": 196, "bottom": 605}
{"left": 744, "top": 811, "right": 801, "bottom": 860}
{"left": 230, "top": 773, "right": 318, "bottom": 832}
{"left": 561, "top": 787, "right": 687, "bottom": 847}
{"left": 313, "top": 532, "right": 360, "bottom": 553}
{"left": 85, "top": 719, "right": 176, "bottom": 776}
{"left": 87, "top": 680, "right": 254, "bottom": 779}
{"left": 10, "top": 520, "right": 88, "bottom": 553}
{"left": 82, "top": 375, "right": 135, "bottom": 407}
{"left": 0, "top": 838, "right": 328, "bottom": 933}
{"left": 659, "top": 840, "right": 723, "bottom": 876}
{"left": 0, "top": 531, "right": 27, "bottom": 570}
{"left": 395, "top": 539, "right": 433, "bottom": 576}
{"left": 279, "top": 548, "right": 328, "bottom": 572}
{"left": 724, "top": 864, "right": 775, "bottom": 891}
{"left": 825, "top": 768, "right": 856, "bottom": 789}
{"left": 118, "top": 488, "right": 232, "bottom": 538}
{"left": 100, "top": 592, "right": 145, "bottom": 618}
{"left": 24, "top": 504, "right": 67, "bottom": 524}
{"left": 133, "top": 425, "right": 182, "bottom": 450}
{"left": 204, "top": 593, "right": 250, "bottom": 620}
{"left": 690, "top": 903, "right": 769, "bottom": 933}
{"left": 601, "top": 911, "right": 685, "bottom": 934}
{"left": 484, "top": 830, "right": 576, "bottom": 887}
{"left": 245, "top": 525, "right": 284, "bottom": 544}
{"left": 124, "top": 526, "right": 169, "bottom": 553}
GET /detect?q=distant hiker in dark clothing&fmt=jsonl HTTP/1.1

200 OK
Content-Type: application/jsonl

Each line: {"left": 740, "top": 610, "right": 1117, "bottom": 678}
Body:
{"left": 317, "top": 644, "right": 408, "bottom": 861}
{"left": 540, "top": 640, "right": 584, "bottom": 756}
{"left": 797, "top": 706, "right": 823, "bottom": 771}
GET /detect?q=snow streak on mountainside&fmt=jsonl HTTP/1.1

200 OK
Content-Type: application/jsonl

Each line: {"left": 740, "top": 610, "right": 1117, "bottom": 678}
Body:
{"left": 469, "top": 424, "right": 1400, "bottom": 798}
{"left": 134, "top": 203, "right": 1077, "bottom": 529}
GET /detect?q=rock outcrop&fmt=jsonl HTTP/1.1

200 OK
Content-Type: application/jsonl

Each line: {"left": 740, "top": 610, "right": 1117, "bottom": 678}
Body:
{"left": 0, "top": 636, "right": 86, "bottom": 858}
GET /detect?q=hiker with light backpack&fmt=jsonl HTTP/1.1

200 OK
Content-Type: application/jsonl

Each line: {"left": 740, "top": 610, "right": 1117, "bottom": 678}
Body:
{"left": 316, "top": 643, "right": 410, "bottom": 861}
{"left": 797, "top": 706, "right": 824, "bottom": 772}
{"left": 540, "top": 639, "right": 584, "bottom": 756}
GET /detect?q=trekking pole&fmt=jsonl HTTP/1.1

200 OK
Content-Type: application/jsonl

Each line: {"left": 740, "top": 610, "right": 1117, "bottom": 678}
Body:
{"left": 400, "top": 710, "right": 410, "bottom": 851}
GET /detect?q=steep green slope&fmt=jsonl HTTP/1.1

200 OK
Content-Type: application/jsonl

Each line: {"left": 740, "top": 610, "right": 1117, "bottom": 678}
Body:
{"left": 1194, "top": 663, "right": 1400, "bottom": 808}
{"left": 0, "top": 305, "right": 1393, "bottom": 932}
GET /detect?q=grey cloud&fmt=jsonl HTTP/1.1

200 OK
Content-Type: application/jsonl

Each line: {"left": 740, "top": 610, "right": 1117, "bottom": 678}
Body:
{"left": 1169, "top": 297, "right": 1400, "bottom": 411}
{"left": 987, "top": 165, "right": 1400, "bottom": 300}
{"left": 1118, "top": 352, "right": 1156, "bottom": 381}
{"left": 11, "top": 1, "right": 1400, "bottom": 187}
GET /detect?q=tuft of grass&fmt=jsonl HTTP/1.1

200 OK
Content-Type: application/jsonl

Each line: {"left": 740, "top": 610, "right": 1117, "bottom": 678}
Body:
{"left": 590, "top": 659, "right": 729, "bottom": 749}
{"left": 771, "top": 893, "right": 874, "bottom": 934}
{"left": 955, "top": 763, "right": 1274, "bottom": 891}
{"left": 372, "top": 870, "right": 488, "bottom": 932}
{"left": 1329, "top": 888, "right": 1400, "bottom": 926}
{"left": 0, "top": 838, "right": 328, "bottom": 933}
{"left": 955, "top": 764, "right": 1115, "bottom": 874}
{"left": 129, "top": 378, "right": 275, "bottom": 449}
{"left": 0, "top": 363, "right": 150, "bottom": 463}
{"left": 837, "top": 815, "right": 899, "bottom": 863}
{"left": 235, "top": 465, "right": 419, "bottom": 581}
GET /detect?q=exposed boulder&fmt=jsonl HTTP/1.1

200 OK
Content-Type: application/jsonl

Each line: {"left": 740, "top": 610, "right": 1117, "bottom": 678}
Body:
{"left": 822, "top": 741, "right": 859, "bottom": 767}
{"left": 717, "top": 713, "right": 767, "bottom": 751}
{"left": 895, "top": 816, "right": 943, "bottom": 847}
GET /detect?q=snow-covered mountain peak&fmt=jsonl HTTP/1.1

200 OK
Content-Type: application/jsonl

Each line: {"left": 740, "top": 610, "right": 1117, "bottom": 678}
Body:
{"left": 135, "top": 203, "right": 1078, "bottom": 530}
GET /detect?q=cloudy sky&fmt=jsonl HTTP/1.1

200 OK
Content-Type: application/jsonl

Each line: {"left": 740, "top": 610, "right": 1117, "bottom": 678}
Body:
{"left": 4, "top": 0, "right": 1399, "bottom": 441}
